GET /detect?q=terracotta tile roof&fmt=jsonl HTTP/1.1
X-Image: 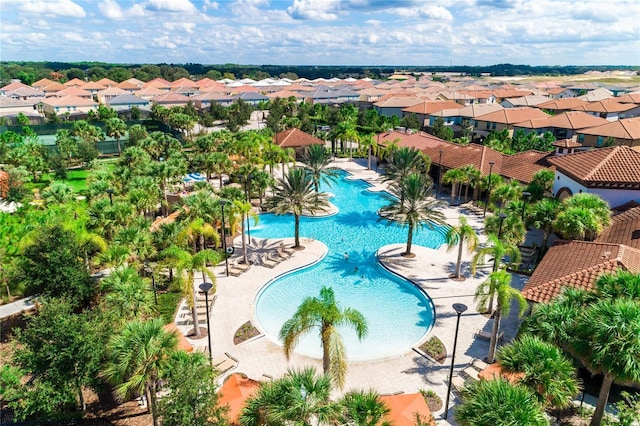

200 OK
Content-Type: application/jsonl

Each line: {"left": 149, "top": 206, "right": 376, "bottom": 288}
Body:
{"left": 81, "top": 81, "right": 107, "bottom": 90}
{"left": 144, "top": 78, "right": 172, "bottom": 89}
{"left": 536, "top": 98, "right": 587, "bottom": 111}
{"left": 170, "top": 77, "right": 198, "bottom": 88}
{"left": 402, "top": 100, "right": 461, "bottom": 114}
{"left": 572, "top": 100, "right": 636, "bottom": 113}
{"left": 137, "top": 87, "right": 168, "bottom": 97}
{"left": 377, "top": 130, "right": 552, "bottom": 183}
{"left": 503, "top": 95, "right": 551, "bottom": 106}
{"left": 373, "top": 96, "right": 424, "bottom": 108}
{"left": 1, "top": 81, "right": 31, "bottom": 91}
{"left": 615, "top": 93, "right": 640, "bottom": 104}
{"left": 40, "top": 82, "right": 67, "bottom": 92}
{"left": 578, "top": 117, "right": 640, "bottom": 140}
{"left": 274, "top": 128, "right": 324, "bottom": 148}
{"left": 54, "top": 87, "right": 92, "bottom": 98}
{"left": 547, "top": 145, "right": 640, "bottom": 188}
{"left": 98, "top": 87, "right": 129, "bottom": 96}
{"left": 42, "top": 95, "right": 98, "bottom": 107}
{"left": 94, "top": 78, "right": 117, "bottom": 87}
{"left": 595, "top": 206, "right": 640, "bottom": 250}
{"left": 32, "top": 78, "right": 55, "bottom": 88}
{"left": 491, "top": 88, "right": 533, "bottom": 99}
{"left": 63, "top": 78, "right": 86, "bottom": 87}
{"left": 475, "top": 107, "right": 550, "bottom": 124}
{"left": 151, "top": 92, "right": 190, "bottom": 104}
{"left": 521, "top": 241, "right": 640, "bottom": 303}
{"left": 116, "top": 80, "right": 142, "bottom": 90}
{"left": 548, "top": 111, "right": 609, "bottom": 129}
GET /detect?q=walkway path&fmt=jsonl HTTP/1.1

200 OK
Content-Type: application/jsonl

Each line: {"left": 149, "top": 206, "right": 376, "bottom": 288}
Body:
{"left": 176, "top": 158, "right": 530, "bottom": 425}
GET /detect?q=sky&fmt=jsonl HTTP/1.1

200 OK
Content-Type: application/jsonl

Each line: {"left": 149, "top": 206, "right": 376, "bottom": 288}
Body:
{"left": 1, "top": 0, "right": 639, "bottom": 67}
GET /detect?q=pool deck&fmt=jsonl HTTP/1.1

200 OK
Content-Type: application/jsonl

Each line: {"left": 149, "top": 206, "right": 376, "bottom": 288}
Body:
{"left": 177, "top": 158, "right": 530, "bottom": 425}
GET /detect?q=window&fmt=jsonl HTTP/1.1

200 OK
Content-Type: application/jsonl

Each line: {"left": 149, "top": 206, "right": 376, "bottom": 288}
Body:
{"left": 491, "top": 122, "right": 497, "bottom": 130}
{"left": 597, "top": 136, "right": 604, "bottom": 146}
{"left": 578, "top": 134, "right": 585, "bottom": 143}
{"left": 485, "top": 122, "right": 490, "bottom": 130}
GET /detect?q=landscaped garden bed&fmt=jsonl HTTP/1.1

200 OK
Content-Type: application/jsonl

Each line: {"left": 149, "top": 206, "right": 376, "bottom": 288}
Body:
{"left": 233, "top": 321, "right": 261, "bottom": 344}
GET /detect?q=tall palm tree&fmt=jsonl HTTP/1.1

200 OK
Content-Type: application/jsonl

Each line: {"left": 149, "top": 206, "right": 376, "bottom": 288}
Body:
{"left": 474, "top": 270, "right": 527, "bottom": 363}
{"left": 497, "top": 334, "right": 580, "bottom": 411}
{"left": 231, "top": 199, "right": 258, "bottom": 264}
{"left": 491, "top": 179, "right": 523, "bottom": 211}
{"left": 104, "top": 318, "right": 178, "bottom": 426}
{"left": 442, "top": 167, "right": 465, "bottom": 204}
{"left": 303, "top": 144, "right": 339, "bottom": 193}
{"left": 358, "top": 132, "right": 378, "bottom": 170}
{"left": 105, "top": 117, "right": 127, "bottom": 155}
{"left": 529, "top": 198, "right": 561, "bottom": 252}
{"left": 334, "top": 121, "right": 360, "bottom": 160}
{"left": 379, "top": 173, "right": 446, "bottom": 257}
{"left": 337, "top": 389, "right": 391, "bottom": 426}
{"left": 455, "top": 378, "right": 549, "bottom": 426}
{"left": 554, "top": 193, "right": 611, "bottom": 241}
{"left": 382, "top": 146, "right": 425, "bottom": 206}
{"left": 445, "top": 216, "right": 479, "bottom": 280}
{"left": 160, "top": 246, "right": 221, "bottom": 338}
{"left": 240, "top": 367, "right": 339, "bottom": 426}
{"left": 460, "top": 164, "right": 482, "bottom": 202}
{"left": 279, "top": 286, "right": 368, "bottom": 389}
{"left": 268, "top": 167, "right": 330, "bottom": 249}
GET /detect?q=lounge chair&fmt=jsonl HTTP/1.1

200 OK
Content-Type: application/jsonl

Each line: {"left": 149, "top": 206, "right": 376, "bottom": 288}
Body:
{"left": 451, "top": 376, "right": 467, "bottom": 393}
{"left": 261, "top": 254, "right": 279, "bottom": 268}
{"left": 475, "top": 330, "right": 504, "bottom": 342}
{"left": 462, "top": 366, "right": 480, "bottom": 381}
{"left": 212, "top": 352, "right": 238, "bottom": 374}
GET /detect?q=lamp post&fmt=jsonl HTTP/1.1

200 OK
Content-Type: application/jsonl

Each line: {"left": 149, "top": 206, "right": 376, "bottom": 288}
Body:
{"left": 438, "top": 150, "right": 444, "bottom": 194}
{"left": 219, "top": 199, "right": 229, "bottom": 277}
{"left": 144, "top": 261, "right": 158, "bottom": 305}
{"left": 198, "top": 281, "right": 213, "bottom": 365}
{"left": 498, "top": 213, "right": 508, "bottom": 238}
{"left": 521, "top": 191, "right": 531, "bottom": 220}
{"left": 243, "top": 174, "right": 253, "bottom": 242}
{"left": 483, "top": 161, "right": 495, "bottom": 217}
{"left": 106, "top": 188, "right": 114, "bottom": 206}
{"left": 444, "top": 302, "right": 468, "bottom": 420}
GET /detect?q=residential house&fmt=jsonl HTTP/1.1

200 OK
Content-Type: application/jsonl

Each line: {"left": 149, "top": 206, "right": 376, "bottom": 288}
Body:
{"left": 0, "top": 81, "right": 45, "bottom": 100}
{"left": 40, "top": 95, "right": 98, "bottom": 117}
{"left": 473, "top": 107, "right": 550, "bottom": 139}
{"left": 94, "top": 78, "right": 117, "bottom": 87}
{"left": 401, "top": 100, "right": 461, "bottom": 128}
{"left": 305, "top": 87, "right": 359, "bottom": 104}
{"left": 571, "top": 100, "right": 640, "bottom": 121}
{"left": 32, "top": 78, "right": 55, "bottom": 90}
{"left": 536, "top": 98, "right": 587, "bottom": 114}
{"left": 548, "top": 145, "right": 640, "bottom": 206}
{"left": 63, "top": 78, "right": 86, "bottom": 87}
{"left": 79, "top": 81, "right": 107, "bottom": 96}
{"left": 521, "top": 240, "right": 640, "bottom": 303}
{"left": 150, "top": 92, "right": 191, "bottom": 108}
{"left": 0, "top": 97, "right": 41, "bottom": 120}
{"left": 53, "top": 86, "right": 93, "bottom": 99}
{"left": 552, "top": 137, "right": 583, "bottom": 156}
{"left": 614, "top": 93, "right": 640, "bottom": 105}
{"left": 106, "top": 94, "right": 150, "bottom": 111}
{"left": 576, "top": 117, "right": 640, "bottom": 147}
{"left": 545, "top": 87, "right": 579, "bottom": 99}
{"left": 428, "top": 103, "right": 504, "bottom": 136}
{"left": 500, "top": 95, "right": 551, "bottom": 108}
{"left": 595, "top": 205, "right": 640, "bottom": 250}
{"left": 116, "top": 79, "right": 143, "bottom": 93}
{"left": 274, "top": 128, "right": 324, "bottom": 159}
{"left": 39, "top": 81, "right": 67, "bottom": 96}
{"left": 513, "top": 111, "right": 609, "bottom": 139}
{"left": 373, "top": 96, "right": 424, "bottom": 117}
{"left": 96, "top": 87, "right": 130, "bottom": 103}
{"left": 578, "top": 87, "right": 614, "bottom": 102}
{"left": 191, "top": 92, "right": 234, "bottom": 109}
{"left": 233, "top": 91, "right": 269, "bottom": 106}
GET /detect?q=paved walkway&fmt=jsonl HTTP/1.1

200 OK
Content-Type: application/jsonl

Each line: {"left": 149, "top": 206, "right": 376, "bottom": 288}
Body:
{"left": 177, "top": 158, "right": 530, "bottom": 425}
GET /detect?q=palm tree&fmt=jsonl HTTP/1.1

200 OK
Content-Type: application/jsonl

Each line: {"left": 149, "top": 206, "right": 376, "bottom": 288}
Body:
{"left": 101, "top": 266, "right": 155, "bottom": 321}
{"left": 382, "top": 146, "right": 425, "bottom": 206}
{"left": 529, "top": 198, "right": 561, "bottom": 252}
{"left": 337, "top": 389, "right": 391, "bottom": 426}
{"left": 442, "top": 167, "right": 465, "bottom": 204}
{"left": 379, "top": 173, "right": 446, "bottom": 257}
{"left": 484, "top": 211, "right": 526, "bottom": 246}
{"left": 334, "top": 121, "right": 360, "bottom": 160}
{"left": 303, "top": 144, "right": 339, "bottom": 193}
{"left": 459, "top": 164, "right": 482, "bottom": 202}
{"left": 231, "top": 199, "right": 258, "bottom": 264}
{"left": 41, "top": 181, "right": 75, "bottom": 205}
{"left": 497, "top": 334, "right": 580, "bottom": 411}
{"left": 104, "top": 318, "right": 178, "bottom": 426}
{"left": 445, "top": 216, "right": 479, "bottom": 280}
{"left": 268, "top": 167, "right": 330, "bottom": 249}
{"left": 160, "top": 246, "right": 221, "bottom": 338}
{"left": 471, "top": 233, "right": 521, "bottom": 312}
{"left": 358, "top": 132, "right": 378, "bottom": 170}
{"left": 279, "top": 286, "right": 368, "bottom": 389}
{"left": 240, "top": 367, "right": 339, "bottom": 426}
{"left": 474, "top": 270, "right": 527, "bottom": 363}
{"left": 553, "top": 193, "right": 611, "bottom": 241}
{"left": 455, "top": 379, "right": 549, "bottom": 426}
{"left": 105, "top": 117, "right": 127, "bottom": 155}
{"left": 491, "top": 179, "right": 523, "bottom": 211}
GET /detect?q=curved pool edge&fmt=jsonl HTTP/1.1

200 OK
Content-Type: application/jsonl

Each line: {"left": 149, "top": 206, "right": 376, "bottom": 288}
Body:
{"left": 375, "top": 243, "right": 437, "bottom": 349}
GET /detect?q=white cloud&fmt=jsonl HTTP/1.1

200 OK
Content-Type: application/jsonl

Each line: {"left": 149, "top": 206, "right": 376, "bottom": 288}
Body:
{"left": 163, "top": 22, "right": 196, "bottom": 33}
{"left": 203, "top": 0, "right": 219, "bottom": 11}
{"left": 15, "top": 0, "right": 86, "bottom": 17}
{"left": 98, "top": 0, "right": 144, "bottom": 20}
{"left": 147, "top": 0, "right": 197, "bottom": 13}
{"left": 153, "top": 35, "right": 177, "bottom": 49}
{"left": 63, "top": 32, "right": 84, "bottom": 42}
{"left": 287, "top": 0, "right": 340, "bottom": 20}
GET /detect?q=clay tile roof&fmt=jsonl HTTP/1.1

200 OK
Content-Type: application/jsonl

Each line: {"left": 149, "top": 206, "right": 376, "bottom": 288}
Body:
{"left": 501, "top": 151, "right": 554, "bottom": 183}
{"left": 546, "top": 111, "right": 610, "bottom": 130}
{"left": 402, "top": 100, "right": 461, "bottom": 114}
{"left": 63, "top": 78, "right": 86, "bottom": 87}
{"left": 98, "top": 87, "right": 128, "bottom": 96}
{"left": 32, "top": 78, "right": 55, "bottom": 88}
{"left": 81, "top": 81, "right": 107, "bottom": 90}
{"left": 491, "top": 88, "right": 533, "bottom": 98}
{"left": 573, "top": 100, "right": 636, "bottom": 113}
{"left": 537, "top": 98, "right": 587, "bottom": 110}
{"left": 615, "top": 93, "right": 640, "bottom": 104}
{"left": 596, "top": 206, "right": 640, "bottom": 250}
{"left": 475, "top": 107, "right": 550, "bottom": 124}
{"left": 521, "top": 241, "right": 640, "bottom": 303}
{"left": 553, "top": 138, "right": 582, "bottom": 148}
{"left": 578, "top": 117, "right": 640, "bottom": 140}
{"left": 42, "top": 95, "right": 98, "bottom": 107}
{"left": 170, "top": 77, "right": 198, "bottom": 88}
{"left": 54, "top": 87, "right": 92, "bottom": 98}
{"left": 144, "top": 78, "right": 172, "bottom": 89}
{"left": 373, "top": 96, "right": 424, "bottom": 108}
{"left": 116, "top": 80, "right": 142, "bottom": 90}
{"left": 275, "top": 128, "right": 324, "bottom": 148}
{"left": 95, "top": 78, "right": 117, "bottom": 87}
{"left": 547, "top": 145, "right": 640, "bottom": 188}
{"left": 151, "top": 92, "right": 190, "bottom": 103}
{"left": 40, "top": 82, "right": 67, "bottom": 92}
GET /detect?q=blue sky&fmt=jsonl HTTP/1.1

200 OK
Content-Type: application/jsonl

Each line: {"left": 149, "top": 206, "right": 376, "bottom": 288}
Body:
{"left": 1, "top": 0, "right": 639, "bottom": 66}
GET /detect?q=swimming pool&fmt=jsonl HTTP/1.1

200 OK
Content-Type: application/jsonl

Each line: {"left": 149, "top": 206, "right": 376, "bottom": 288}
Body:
{"left": 253, "top": 171, "right": 447, "bottom": 361}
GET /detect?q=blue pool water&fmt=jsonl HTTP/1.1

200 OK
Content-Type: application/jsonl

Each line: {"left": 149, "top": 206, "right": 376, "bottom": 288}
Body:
{"left": 252, "top": 171, "right": 447, "bottom": 361}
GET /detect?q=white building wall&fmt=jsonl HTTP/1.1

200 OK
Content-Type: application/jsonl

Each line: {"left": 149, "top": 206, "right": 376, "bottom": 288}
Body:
{"left": 553, "top": 171, "right": 640, "bottom": 207}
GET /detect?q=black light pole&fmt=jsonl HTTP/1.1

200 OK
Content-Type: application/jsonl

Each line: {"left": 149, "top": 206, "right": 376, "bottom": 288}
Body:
{"left": 144, "top": 261, "right": 158, "bottom": 305}
{"left": 438, "top": 149, "right": 444, "bottom": 194}
{"left": 521, "top": 191, "right": 531, "bottom": 220}
{"left": 498, "top": 213, "right": 508, "bottom": 238}
{"left": 244, "top": 174, "right": 253, "bottom": 242}
{"left": 444, "top": 303, "right": 468, "bottom": 420}
{"left": 106, "top": 188, "right": 114, "bottom": 206}
{"left": 483, "top": 161, "right": 495, "bottom": 217}
{"left": 198, "top": 281, "right": 213, "bottom": 365}
{"left": 219, "top": 199, "right": 229, "bottom": 277}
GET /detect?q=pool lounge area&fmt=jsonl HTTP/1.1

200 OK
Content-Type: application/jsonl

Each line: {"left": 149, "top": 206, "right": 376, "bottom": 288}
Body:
{"left": 178, "top": 158, "right": 530, "bottom": 424}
